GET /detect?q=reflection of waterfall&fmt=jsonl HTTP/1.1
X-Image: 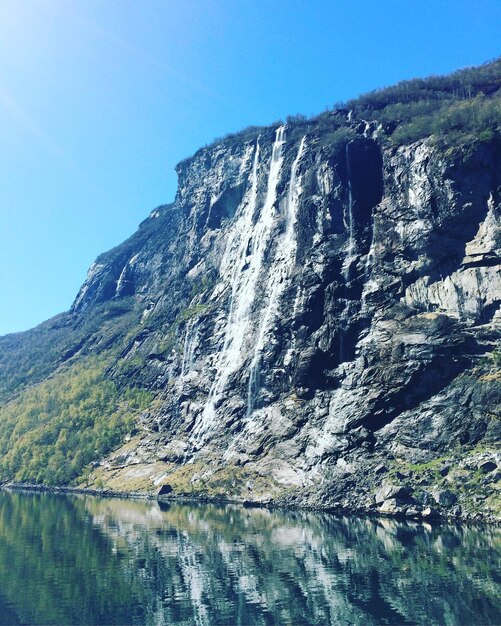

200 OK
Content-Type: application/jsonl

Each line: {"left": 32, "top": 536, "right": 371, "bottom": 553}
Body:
{"left": 79, "top": 497, "right": 501, "bottom": 626}
{"left": 247, "top": 135, "right": 307, "bottom": 416}
{"left": 193, "top": 127, "right": 286, "bottom": 443}
{"left": 2, "top": 492, "right": 495, "bottom": 626}
{"left": 178, "top": 535, "right": 209, "bottom": 626}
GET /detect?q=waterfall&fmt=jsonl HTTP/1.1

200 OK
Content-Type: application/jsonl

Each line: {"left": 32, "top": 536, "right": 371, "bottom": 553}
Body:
{"left": 180, "top": 319, "right": 198, "bottom": 377}
{"left": 361, "top": 220, "right": 378, "bottom": 312}
{"left": 364, "top": 226, "right": 376, "bottom": 277}
{"left": 247, "top": 135, "right": 307, "bottom": 416}
{"left": 192, "top": 127, "right": 286, "bottom": 444}
{"left": 342, "top": 141, "right": 355, "bottom": 283}
{"left": 340, "top": 141, "right": 355, "bottom": 364}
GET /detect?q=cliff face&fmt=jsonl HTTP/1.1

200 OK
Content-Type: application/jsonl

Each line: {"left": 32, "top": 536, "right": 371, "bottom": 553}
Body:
{"left": 71, "top": 119, "right": 500, "bottom": 518}
{"left": 1, "top": 61, "right": 500, "bottom": 519}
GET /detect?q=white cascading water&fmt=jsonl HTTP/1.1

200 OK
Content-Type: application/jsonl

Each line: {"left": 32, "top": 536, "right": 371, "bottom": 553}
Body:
{"left": 339, "top": 141, "right": 356, "bottom": 364}
{"left": 191, "top": 127, "right": 286, "bottom": 444}
{"left": 361, "top": 222, "right": 379, "bottom": 312}
{"left": 180, "top": 319, "right": 199, "bottom": 377}
{"left": 342, "top": 142, "right": 355, "bottom": 283}
{"left": 247, "top": 135, "right": 307, "bottom": 416}
{"left": 364, "top": 226, "right": 376, "bottom": 277}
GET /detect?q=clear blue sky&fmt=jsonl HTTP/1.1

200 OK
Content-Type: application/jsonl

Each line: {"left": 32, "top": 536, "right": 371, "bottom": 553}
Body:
{"left": 0, "top": 0, "right": 499, "bottom": 335}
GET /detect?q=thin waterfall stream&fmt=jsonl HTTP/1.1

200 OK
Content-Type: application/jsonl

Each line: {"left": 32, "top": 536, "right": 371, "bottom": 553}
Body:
{"left": 339, "top": 141, "right": 356, "bottom": 364}
{"left": 192, "top": 127, "right": 286, "bottom": 443}
{"left": 247, "top": 135, "right": 307, "bottom": 416}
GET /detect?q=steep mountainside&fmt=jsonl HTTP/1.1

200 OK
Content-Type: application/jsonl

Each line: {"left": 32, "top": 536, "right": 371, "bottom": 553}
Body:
{"left": 1, "top": 59, "right": 500, "bottom": 520}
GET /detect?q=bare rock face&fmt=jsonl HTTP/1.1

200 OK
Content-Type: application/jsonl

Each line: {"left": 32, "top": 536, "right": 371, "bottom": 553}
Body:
{"left": 67, "top": 118, "right": 501, "bottom": 519}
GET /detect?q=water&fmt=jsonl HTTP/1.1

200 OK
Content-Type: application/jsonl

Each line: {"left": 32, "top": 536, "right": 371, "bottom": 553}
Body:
{"left": 180, "top": 319, "right": 198, "bottom": 378}
{"left": 197, "top": 127, "right": 286, "bottom": 442}
{"left": 193, "top": 140, "right": 261, "bottom": 443}
{"left": 0, "top": 491, "right": 499, "bottom": 626}
{"left": 342, "top": 141, "right": 355, "bottom": 284}
{"left": 339, "top": 141, "right": 356, "bottom": 364}
{"left": 247, "top": 135, "right": 307, "bottom": 416}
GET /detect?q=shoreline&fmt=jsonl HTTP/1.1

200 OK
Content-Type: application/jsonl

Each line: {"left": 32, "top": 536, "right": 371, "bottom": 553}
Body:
{"left": 2, "top": 482, "right": 499, "bottom": 527}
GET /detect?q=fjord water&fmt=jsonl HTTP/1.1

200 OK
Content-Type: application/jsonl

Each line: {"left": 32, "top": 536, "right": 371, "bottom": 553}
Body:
{"left": 0, "top": 492, "right": 499, "bottom": 626}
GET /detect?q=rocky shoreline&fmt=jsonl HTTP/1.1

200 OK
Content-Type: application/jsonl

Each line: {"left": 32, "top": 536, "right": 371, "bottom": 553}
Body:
{"left": 2, "top": 481, "right": 499, "bottom": 526}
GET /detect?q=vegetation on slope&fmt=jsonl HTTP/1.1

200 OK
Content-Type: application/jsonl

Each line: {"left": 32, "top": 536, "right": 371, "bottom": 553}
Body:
{"left": 0, "top": 298, "right": 142, "bottom": 403}
{"left": 355, "top": 86, "right": 501, "bottom": 149}
{"left": 319, "top": 57, "right": 501, "bottom": 150}
{"left": 208, "top": 57, "right": 501, "bottom": 155}
{"left": 0, "top": 355, "right": 151, "bottom": 485}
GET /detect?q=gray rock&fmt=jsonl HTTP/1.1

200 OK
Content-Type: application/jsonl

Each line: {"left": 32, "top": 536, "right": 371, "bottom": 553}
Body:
{"left": 432, "top": 489, "right": 458, "bottom": 507}
{"left": 405, "top": 506, "right": 421, "bottom": 517}
{"left": 439, "top": 465, "right": 450, "bottom": 477}
{"left": 157, "top": 440, "right": 188, "bottom": 463}
{"left": 415, "top": 490, "right": 432, "bottom": 505}
{"left": 395, "top": 471, "right": 410, "bottom": 480}
{"left": 379, "top": 498, "right": 403, "bottom": 514}
{"left": 479, "top": 460, "right": 497, "bottom": 474}
{"left": 375, "top": 484, "right": 412, "bottom": 504}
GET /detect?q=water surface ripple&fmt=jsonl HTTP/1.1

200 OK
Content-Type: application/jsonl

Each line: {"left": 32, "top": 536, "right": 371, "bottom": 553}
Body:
{"left": 0, "top": 492, "right": 499, "bottom": 625}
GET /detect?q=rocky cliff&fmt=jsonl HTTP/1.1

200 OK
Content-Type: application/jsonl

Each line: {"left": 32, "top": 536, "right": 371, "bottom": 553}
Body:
{"left": 1, "top": 60, "right": 500, "bottom": 520}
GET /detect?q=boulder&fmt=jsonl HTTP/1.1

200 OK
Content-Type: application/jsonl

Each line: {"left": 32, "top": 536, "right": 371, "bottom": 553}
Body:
{"left": 158, "top": 484, "right": 173, "bottom": 496}
{"left": 479, "top": 460, "right": 497, "bottom": 474}
{"left": 375, "top": 484, "right": 412, "bottom": 504}
{"left": 380, "top": 498, "right": 401, "bottom": 514}
{"left": 432, "top": 489, "right": 457, "bottom": 507}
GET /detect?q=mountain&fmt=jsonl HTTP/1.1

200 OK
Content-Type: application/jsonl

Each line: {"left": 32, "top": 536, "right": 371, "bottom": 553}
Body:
{"left": 1, "top": 59, "right": 500, "bottom": 521}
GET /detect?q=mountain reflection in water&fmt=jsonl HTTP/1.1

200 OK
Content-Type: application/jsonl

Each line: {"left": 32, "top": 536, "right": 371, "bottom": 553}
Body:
{"left": 0, "top": 492, "right": 499, "bottom": 625}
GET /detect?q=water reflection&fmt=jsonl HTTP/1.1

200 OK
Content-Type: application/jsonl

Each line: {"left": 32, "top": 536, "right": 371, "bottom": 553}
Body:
{"left": 0, "top": 492, "right": 499, "bottom": 625}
